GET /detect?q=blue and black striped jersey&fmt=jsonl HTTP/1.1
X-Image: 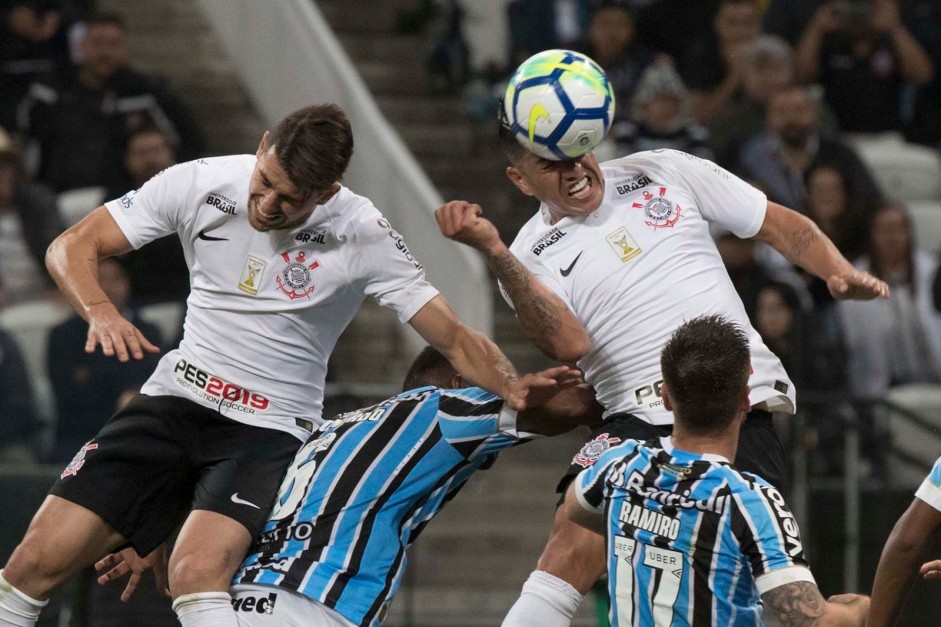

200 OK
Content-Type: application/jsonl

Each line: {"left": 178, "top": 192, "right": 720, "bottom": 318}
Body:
{"left": 575, "top": 436, "right": 814, "bottom": 626}
{"left": 916, "top": 455, "right": 941, "bottom": 512}
{"left": 233, "top": 385, "right": 529, "bottom": 627}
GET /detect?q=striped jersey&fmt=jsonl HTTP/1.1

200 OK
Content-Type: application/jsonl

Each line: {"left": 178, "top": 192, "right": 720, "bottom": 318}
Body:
{"left": 916, "top": 455, "right": 941, "bottom": 512}
{"left": 574, "top": 436, "right": 814, "bottom": 626}
{"left": 233, "top": 386, "right": 531, "bottom": 626}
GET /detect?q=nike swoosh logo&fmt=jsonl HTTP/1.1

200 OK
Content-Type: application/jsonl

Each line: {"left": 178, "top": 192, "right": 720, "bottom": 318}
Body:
{"left": 528, "top": 103, "right": 550, "bottom": 147}
{"left": 560, "top": 252, "right": 583, "bottom": 277}
{"left": 230, "top": 493, "right": 260, "bottom": 509}
{"left": 198, "top": 229, "right": 228, "bottom": 241}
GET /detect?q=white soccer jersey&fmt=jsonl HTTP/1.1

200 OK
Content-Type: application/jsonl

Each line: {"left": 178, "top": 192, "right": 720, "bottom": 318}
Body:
{"left": 505, "top": 149, "right": 795, "bottom": 424}
{"left": 105, "top": 156, "right": 439, "bottom": 440}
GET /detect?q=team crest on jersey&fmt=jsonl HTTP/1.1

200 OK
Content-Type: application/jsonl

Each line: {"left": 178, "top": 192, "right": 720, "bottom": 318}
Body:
{"left": 573, "top": 433, "right": 622, "bottom": 468}
{"left": 606, "top": 227, "right": 641, "bottom": 262}
{"left": 60, "top": 440, "right": 99, "bottom": 479}
{"left": 238, "top": 255, "right": 267, "bottom": 296}
{"left": 275, "top": 250, "right": 320, "bottom": 300}
{"left": 633, "top": 187, "right": 681, "bottom": 229}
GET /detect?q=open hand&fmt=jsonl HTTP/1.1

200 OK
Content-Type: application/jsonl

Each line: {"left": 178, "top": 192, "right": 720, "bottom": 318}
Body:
{"left": 95, "top": 544, "right": 169, "bottom": 602}
{"left": 921, "top": 559, "right": 941, "bottom": 580}
{"left": 827, "top": 270, "right": 889, "bottom": 300}
{"left": 505, "top": 365, "right": 584, "bottom": 411}
{"left": 86, "top": 303, "right": 161, "bottom": 362}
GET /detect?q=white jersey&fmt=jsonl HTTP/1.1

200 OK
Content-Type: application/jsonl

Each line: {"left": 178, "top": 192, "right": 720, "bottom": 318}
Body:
{"left": 506, "top": 149, "right": 795, "bottom": 424}
{"left": 105, "top": 156, "right": 439, "bottom": 440}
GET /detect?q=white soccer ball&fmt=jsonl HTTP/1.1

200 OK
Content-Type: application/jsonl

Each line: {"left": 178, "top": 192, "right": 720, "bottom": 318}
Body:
{"left": 504, "top": 49, "right": 616, "bottom": 161}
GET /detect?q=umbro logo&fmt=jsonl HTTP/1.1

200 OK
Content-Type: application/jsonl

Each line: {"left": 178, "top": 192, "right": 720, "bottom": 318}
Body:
{"left": 198, "top": 229, "right": 228, "bottom": 241}
{"left": 560, "top": 252, "right": 582, "bottom": 277}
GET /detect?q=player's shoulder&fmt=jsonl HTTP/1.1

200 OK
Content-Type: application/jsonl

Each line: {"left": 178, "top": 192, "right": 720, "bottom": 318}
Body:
{"left": 322, "top": 186, "right": 388, "bottom": 236}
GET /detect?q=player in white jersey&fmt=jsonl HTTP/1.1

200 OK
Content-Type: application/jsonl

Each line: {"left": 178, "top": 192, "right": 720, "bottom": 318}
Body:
{"left": 435, "top": 110, "right": 890, "bottom": 626}
{"left": 868, "top": 455, "right": 941, "bottom": 626}
{"left": 0, "top": 104, "right": 539, "bottom": 627}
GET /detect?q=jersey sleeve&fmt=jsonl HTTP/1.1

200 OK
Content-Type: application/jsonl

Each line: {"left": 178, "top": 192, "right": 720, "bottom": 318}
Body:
{"left": 915, "top": 456, "right": 941, "bottom": 512}
{"left": 731, "top": 482, "right": 815, "bottom": 595}
{"left": 436, "top": 387, "right": 536, "bottom": 460}
{"left": 104, "top": 161, "right": 197, "bottom": 249}
{"left": 573, "top": 441, "right": 637, "bottom": 513}
{"left": 353, "top": 212, "right": 440, "bottom": 323}
{"left": 621, "top": 150, "right": 767, "bottom": 238}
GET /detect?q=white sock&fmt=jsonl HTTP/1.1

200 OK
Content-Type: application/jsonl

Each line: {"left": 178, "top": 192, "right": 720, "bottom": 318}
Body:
{"left": 502, "top": 570, "right": 583, "bottom": 627}
{"left": 0, "top": 570, "right": 47, "bottom": 627}
{"left": 172, "top": 592, "right": 238, "bottom": 627}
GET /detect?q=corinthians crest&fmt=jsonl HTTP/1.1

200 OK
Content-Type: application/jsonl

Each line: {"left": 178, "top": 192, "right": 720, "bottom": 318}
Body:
{"left": 276, "top": 250, "right": 320, "bottom": 300}
{"left": 573, "top": 433, "right": 622, "bottom": 468}
{"left": 632, "top": 186, "right": 681, "bottom": 229}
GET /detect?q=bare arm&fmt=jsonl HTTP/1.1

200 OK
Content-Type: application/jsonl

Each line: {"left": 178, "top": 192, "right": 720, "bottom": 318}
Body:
{"left": 867, "top": 499, "right": 941, "bottom": 627}
{"left": 408, "top": 294, "right": 525, "bottom": 408}
{"left": 435, "top": 200, "right": 591, "bottom": 362}
{"left": 762, "top": 582, "right": 869, "bottom": 626}
{"left": 794, "top": 5, "right": 838, "bottom": 82}
{"left": 516, "top": 383, "right": 603, "bottom": 436}
{"left": 46, "top": 206, "right": 160, "bottom": 361}
{"left": 754, "top": 202, "right": 889, "bottom": 300}
{"left": 562, "top": 482, "right": 607, "bottom": 536}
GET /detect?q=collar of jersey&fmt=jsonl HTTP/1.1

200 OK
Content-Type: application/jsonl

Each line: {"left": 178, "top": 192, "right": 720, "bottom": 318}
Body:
{"left": 658, "top": 435, "right": 730, "bottom": 465}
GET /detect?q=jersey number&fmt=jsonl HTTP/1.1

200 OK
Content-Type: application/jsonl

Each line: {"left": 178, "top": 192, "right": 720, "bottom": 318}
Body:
{"left": 269, "top": 432, "right": 336, "bottom": 520}
{"left": 613, "top": 536, "right": 684, "bottom": 626}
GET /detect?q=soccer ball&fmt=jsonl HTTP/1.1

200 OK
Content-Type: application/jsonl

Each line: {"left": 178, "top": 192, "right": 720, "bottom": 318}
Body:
{"left": 504, "top": 49, "right": 616, "bottom": 161}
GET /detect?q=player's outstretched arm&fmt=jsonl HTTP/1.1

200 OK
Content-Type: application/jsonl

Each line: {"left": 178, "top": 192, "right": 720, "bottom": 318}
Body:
{"left": 516, "top": 376, "right": 602, "bottom": 436}
{"left": 435, "top": 200, "right": 590, "bottom": 363}
{"left": 762, "top": 582, "right": 869, "bottom": 627}
{"left": 867, "top": 498, "right": 941, "bottom": 627}
{"left": 46, "top": 206, "right": 160, "bottom": 361}
{"left": 755, "top": 202, "right": 889, "bottom": 301}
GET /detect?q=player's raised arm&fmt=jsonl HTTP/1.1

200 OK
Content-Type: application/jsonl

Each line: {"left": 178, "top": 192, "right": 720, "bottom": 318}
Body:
{"left": 435, "top": 200, "right": 591, "bottom": 363}
{"left": 46, "top": 206, "right": 160, "bottom": 362}
{"left": 754, "top": 201, "right": 889, "bottom": 301}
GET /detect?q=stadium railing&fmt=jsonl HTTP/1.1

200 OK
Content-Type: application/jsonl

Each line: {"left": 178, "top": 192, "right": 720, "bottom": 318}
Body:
{"left": 193, "top": 0, "right": 492, "bottom": 348}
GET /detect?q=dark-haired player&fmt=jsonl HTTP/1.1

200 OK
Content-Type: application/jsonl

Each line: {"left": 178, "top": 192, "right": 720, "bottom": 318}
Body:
{"left": 0, "top": 103, "right": 532, "bottom": 627}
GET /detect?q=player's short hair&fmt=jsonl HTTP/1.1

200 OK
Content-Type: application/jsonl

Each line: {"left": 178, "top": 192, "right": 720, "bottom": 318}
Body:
{"left": 660, "top": 315, "right": 750, "bottom": 436}
{"left": 402, "top": 346, "right": 458, "bottom": 392}
{"left": 497, "top": 99, "right": 528, "bottom": 166}
{"left": 269, "top": 103, "right": 354, "bottom": 202}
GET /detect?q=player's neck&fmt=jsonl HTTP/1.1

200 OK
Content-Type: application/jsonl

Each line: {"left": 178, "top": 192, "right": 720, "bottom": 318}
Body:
{"left": 670, "top": 429, "right": 738, "bottom": 462}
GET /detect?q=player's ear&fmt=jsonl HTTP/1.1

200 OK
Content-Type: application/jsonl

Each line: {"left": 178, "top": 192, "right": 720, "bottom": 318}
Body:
{"left": 256, "top": 131, "right": 270, "bottom": 158}
{"left": 506, "top": 166, "right": 534, "bottom": 197}
{"left": 450, "top": 374, "right": 465, "bottom": 389}
{"left": 661, "top": 383, "right": 673, "bottom": 412}
{"left": 739, "top": 385, "right": 751, "bottom": 414}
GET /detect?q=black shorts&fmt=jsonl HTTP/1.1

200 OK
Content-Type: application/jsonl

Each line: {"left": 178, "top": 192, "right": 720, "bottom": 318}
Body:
{"left": 50, "top": 394, "right": 302, "bottom": 555}
{"left": 556, "top": 410, "right": 789, "bottom": 503}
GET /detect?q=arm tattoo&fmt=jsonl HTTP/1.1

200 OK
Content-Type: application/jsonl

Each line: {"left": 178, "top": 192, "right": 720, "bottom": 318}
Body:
{"left": 487, "top": 249, "right": 562, "bottom": 352}
{"left": 762, "top": 581, "right": 827, "bottom": 626}
{"left": 787, "top": 225, "right": 819, "bottom": 266}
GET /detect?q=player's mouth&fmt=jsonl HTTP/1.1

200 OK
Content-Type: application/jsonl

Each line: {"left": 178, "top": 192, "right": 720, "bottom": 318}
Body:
{"left": 567, "top": 175, "right": 592, "bottom": 200}
{"left": 251, "top": 197, "right": 283, "bottom": 228}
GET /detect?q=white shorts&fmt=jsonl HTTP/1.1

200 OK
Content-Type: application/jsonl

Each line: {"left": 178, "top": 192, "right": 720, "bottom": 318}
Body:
{"left": 230, "top": 584, "right": 356, "bottom": 627}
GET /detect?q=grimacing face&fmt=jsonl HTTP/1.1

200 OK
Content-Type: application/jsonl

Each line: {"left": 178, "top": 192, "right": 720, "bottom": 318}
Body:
{"left": 507, "top": 151, "right": 605, "bottom": 223}
{"left": 247, "top": 133, "right": 338, "bottom": 232}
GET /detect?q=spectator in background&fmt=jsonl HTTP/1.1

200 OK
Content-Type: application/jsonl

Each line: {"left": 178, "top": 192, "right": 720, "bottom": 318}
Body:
{"left": 795, "top": 0, "right": 933, "bottom": 134}
{"left": 17, "top": 12, "right": 205, "bottom": 191}
{"left": 107, "top": 126, "right": 189, "bottom": 304}
{"left": 708, "top": 34, "right": 797, "bottom": 168}
{"left": 902, "top": 0, "right": 941, "bottom": 147}
{"left": 0, "top": 127, "right": 63, "bottom": 306}
{"left": 804, "top": 162, "right": 872, "bottom": 261}
{"left": 613, "top": 63, "right": 713, "bottom": 160}
{"left": 506, "top": 0, "right": 589, "bottom": 68}
{"left": 0, "top": 0, "right": 84, "bottom": 131}
{"left": 738, "top": 84, "right": 882, "bottom": 213}
{"left": 635, "top": 0, "right": 721, "bottom": 64}
{"left": 46, "top": 257, "right": 162, "bottom": 464}
{"left": 681, "top": 0, "right": 762, "bottom": 125}
{"left": 0, "top": 325, "right": 41, "bottom": 462}
{"left": 840, "top": 202, "right": 941, "bottom": 400}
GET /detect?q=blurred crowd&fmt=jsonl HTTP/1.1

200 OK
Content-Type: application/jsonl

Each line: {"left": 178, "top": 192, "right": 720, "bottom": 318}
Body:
{"left": 0, "top": 1, "right": 196, "bottom": 464}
